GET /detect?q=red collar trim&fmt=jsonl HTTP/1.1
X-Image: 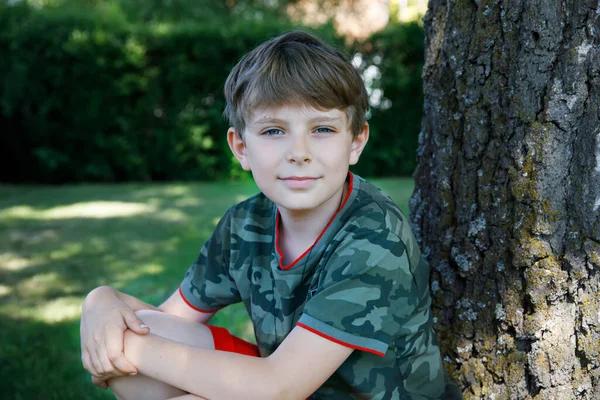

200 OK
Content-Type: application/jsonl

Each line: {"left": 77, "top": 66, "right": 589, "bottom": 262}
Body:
{"left": 275, "top": 173, "right": 354, "bottom": 271}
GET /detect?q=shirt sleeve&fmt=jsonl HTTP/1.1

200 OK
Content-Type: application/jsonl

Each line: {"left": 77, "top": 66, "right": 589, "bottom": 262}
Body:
{"left": 179, "top": 209, "right": 241, "bottom": 312}
{"left": 298, "top": 228, "right": 426, "bottom": 357}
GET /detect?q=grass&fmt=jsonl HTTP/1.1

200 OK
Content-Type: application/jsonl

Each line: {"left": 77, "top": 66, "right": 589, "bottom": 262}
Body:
{"left": 0, "top": 177, "right": 414, "bottom": 399}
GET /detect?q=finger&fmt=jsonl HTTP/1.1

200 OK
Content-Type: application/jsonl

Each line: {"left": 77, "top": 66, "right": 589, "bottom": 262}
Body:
{"left": 90, "top": 343, "right": 106, "bottom": 375}
{"left": 122, "top": 310, "right": 150, "bottom": 335}
{"left": 105, "top": 324, "right": 138, "bottom": 375}
{"left": 91, "top": 375, "right": 108, "bottom": 390}
{"left": 97, "top": 341, "right": 120, "bottom": 377}
{"left": 81, "top": 348, "right": 98, "bottom": 376}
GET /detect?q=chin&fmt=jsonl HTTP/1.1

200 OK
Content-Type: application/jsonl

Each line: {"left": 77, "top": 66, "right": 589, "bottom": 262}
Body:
{"left": 279, "top": 203, "right": 315, "bottom": 212}
{"left": 277, "top": 199, "right": 319, "bottom": 212}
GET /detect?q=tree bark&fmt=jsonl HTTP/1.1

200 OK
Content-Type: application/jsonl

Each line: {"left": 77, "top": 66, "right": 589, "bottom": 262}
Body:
{"left": 411, "top": 1, "right": 600, "bottom": 398}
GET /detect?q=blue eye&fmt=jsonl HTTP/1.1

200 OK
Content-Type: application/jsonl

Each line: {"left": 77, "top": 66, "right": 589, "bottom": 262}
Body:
{"left": 314, "top": 127, "right": 334, "bottom": 133}
{"left": 262, "top": 129, "right": 283, "bottom": 136}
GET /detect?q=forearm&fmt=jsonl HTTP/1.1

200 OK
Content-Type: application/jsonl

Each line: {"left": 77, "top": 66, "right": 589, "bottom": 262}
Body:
{"left": 122, "top": 331, "right": 281, "bottom": 400}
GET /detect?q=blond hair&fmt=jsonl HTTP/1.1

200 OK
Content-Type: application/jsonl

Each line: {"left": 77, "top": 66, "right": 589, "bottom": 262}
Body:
{"left": 223, "top": 31, "right": 368, "bottom": 137}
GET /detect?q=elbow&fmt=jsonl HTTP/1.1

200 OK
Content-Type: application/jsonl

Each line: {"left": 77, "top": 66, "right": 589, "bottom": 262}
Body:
{"left": 260, "top": 357, "right": 308, "bottom": 400}
{"left": 268, "top": 387, "right": 291, "bottom": 400}
{"left": 267, "top": 380, "right": 304, "bottom": 400}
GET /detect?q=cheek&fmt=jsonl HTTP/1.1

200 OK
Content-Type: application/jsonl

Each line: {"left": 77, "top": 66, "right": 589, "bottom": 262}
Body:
{"left": 247, "top": 143, "right": 280, "bottom": 169}
{"left": 320, "top": 142, "right": 352, "bottom": 163}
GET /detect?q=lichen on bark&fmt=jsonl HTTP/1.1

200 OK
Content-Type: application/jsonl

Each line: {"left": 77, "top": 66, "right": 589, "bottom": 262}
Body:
{"left": 413, "top": 0, "right": 600, "bottom": 398}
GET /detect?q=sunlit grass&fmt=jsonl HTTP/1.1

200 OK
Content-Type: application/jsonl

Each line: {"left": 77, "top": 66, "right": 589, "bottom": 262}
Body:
{"left": 0, "top": 201, "right": 156, "bottom": 220}
{"left": 0, "top": 177, "right": 413, "bottom": 399}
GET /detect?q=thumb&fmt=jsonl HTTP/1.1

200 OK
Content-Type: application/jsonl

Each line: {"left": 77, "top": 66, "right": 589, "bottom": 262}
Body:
{"left": 122, "top": 310, "right": 150, "bottom": 334}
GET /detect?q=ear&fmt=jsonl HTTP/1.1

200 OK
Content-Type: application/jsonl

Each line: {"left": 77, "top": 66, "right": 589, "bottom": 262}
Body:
{"left": 349, "top": 123, "right": 369, "bottom": 165}
{"left": 227, "top": 128, "right": 251, "bottom": 171}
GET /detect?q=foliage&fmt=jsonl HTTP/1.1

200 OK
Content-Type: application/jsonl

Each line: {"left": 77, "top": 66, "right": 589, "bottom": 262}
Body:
{"left": 352, "top": 22, "right": 424, "bottom": 177}
{"left": 0, "top": 2, "right": 423, "bottom": 183}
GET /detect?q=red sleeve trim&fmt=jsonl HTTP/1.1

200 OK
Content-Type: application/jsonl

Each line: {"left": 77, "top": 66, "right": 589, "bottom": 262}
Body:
{"left": 277, "top": 172, "right": 355, "bottom": 271}
{"left": 296, "top": 321, "right": 385, "bottom": 357}
{"left": 178, "top": 286, "right": 220, "bottom": 314}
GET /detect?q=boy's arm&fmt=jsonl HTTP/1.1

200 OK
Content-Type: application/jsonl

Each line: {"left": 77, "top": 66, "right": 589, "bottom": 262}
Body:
{"left": 158, "top": 288, "right": 215, "bottom": 323}
{"left": 81, "top": 286, "right": 214, "bottom": 381}
{"left": 122, "top": 325, "right": 354, "bottom": 400}
{"left": 81, "top": 286, "right": 153, "bottom": 378}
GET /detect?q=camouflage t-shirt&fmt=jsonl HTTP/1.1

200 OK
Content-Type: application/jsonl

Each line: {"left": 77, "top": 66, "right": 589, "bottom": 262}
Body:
{"left": 180, "top": 173, "right": 461, "bottom": 399}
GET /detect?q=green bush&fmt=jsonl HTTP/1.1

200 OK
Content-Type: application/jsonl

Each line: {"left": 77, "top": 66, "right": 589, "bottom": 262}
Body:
{"left": 351, "top": 22, "right": 424, "bottom": 177}
{"left": 0, "top": 2, "right": 422, "bottom": 183}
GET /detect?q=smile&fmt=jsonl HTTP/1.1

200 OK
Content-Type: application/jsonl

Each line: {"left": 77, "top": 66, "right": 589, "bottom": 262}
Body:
{"left": 279, "top": 176, "right": 320, "bottom": 189}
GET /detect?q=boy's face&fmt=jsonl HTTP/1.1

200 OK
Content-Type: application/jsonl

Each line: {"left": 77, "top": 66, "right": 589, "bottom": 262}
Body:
{"left": 227, "top": 104, "right": 368, "bottom": 215}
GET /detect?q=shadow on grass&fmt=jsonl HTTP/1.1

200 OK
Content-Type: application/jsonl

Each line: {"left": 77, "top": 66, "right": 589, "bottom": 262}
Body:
{"left": 0, "top": 181, "right": 261, "bottom": 399}
{"left": 1, "top": 181, "right": 259, "bottom": 295}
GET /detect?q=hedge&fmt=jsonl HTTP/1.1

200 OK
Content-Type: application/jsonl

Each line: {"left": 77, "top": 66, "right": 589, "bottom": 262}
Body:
{"left": 0, "top": 3, "right": 423, "bottom": 183}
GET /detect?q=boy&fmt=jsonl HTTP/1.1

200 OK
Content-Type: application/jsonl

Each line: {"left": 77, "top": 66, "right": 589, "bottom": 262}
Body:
{"left": 80, "top": 31, "right": 461, "bottom": 399}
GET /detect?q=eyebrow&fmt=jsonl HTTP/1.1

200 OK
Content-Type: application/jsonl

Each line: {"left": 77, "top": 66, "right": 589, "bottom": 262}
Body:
{"left": 311, "top": 116, "right": 343, "bottom": 123}
{"left": 252, "top": 116, "right": 343, "bottom": 124}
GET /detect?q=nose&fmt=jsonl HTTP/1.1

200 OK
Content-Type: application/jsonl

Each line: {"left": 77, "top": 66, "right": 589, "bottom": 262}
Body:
{"left": 287, "top": 133, "right": 312, "bottom": 163}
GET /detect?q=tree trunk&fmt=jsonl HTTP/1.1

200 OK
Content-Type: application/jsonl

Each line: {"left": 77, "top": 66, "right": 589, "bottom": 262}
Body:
{"left": 411, "top": 1, "right": 600, "bottom": 398}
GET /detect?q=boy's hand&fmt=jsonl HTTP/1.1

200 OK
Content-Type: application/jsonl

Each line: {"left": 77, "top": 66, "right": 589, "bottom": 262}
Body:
{"left": 80, "top": 286, "right": 151, "bottom": 382}
{"left": 90, "top": 375, "right": 109, "bottom": 390}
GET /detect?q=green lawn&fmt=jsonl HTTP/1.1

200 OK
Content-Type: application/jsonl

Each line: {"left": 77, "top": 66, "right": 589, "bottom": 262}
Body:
{"left": 0, "top": 177, "right": 414, "bottom": 399}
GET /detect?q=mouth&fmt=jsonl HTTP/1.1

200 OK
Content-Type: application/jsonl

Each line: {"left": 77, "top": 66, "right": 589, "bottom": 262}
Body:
{"left": 280, "top": 176, "right": 319, "bottom": 181}
{"left": 279, "top": 176, "right": 320, "bottom": 189}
